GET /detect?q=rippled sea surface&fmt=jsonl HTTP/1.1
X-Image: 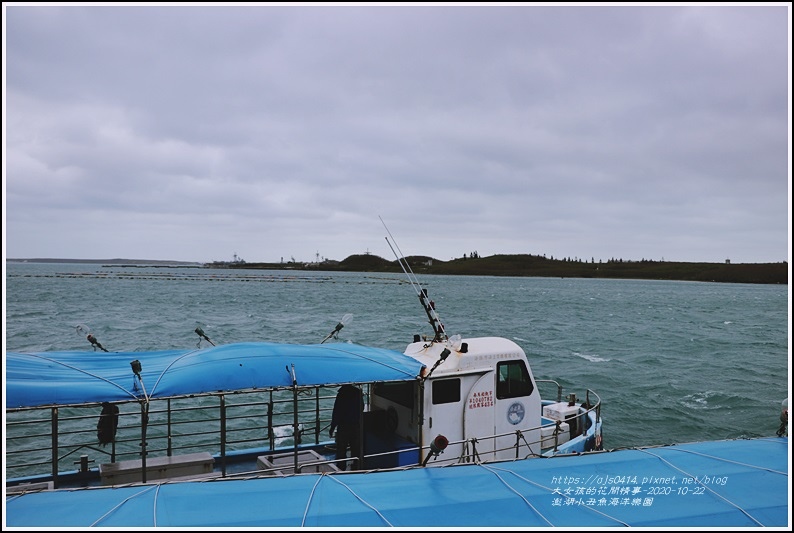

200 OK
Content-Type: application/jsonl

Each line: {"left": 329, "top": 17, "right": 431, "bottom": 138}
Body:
{"left": 4, "top": 262, "right": 790, "bottom": 451}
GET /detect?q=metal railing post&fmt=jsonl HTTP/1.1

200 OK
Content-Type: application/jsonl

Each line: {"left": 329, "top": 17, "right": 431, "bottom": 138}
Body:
{"left": 167, "top": 398, "right": 173, "bottom": 456}
{"left": 220, "top": 395, "right": 227, "bottom": 476}
{"left": 51, "top": 407, "right": 59, "bottom": 489}
{"left": 140, "top": 402, "right": 148, "bottom": 483}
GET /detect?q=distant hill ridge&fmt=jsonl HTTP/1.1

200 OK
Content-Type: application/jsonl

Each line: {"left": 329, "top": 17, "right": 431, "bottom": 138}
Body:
{"left": 9, "top": 254, "right": 785, "bottom": 284}
{"left": 327, "top": 253, "right": 787, "bottom": 284}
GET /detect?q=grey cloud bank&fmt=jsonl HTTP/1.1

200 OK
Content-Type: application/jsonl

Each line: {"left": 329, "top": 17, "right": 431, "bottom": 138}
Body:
{"left": 3, "top": 4, "right": 790, "bottom": 264}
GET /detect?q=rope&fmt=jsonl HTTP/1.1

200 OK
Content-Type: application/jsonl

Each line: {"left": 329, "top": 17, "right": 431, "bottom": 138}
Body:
{"left": 301, "top": 475, "right": 326, "bottom": 527}
{"left": 12, "top": 353, "right": 141, "bottom": 401}
{"left": 318, "top": 344, "right": 422, "bottom": 378}
{"left": 89, "top": 485, "right": 159, "bottom": 526}
{"left": 477, "top": 463, "right": 554, "bottom": 526}
{"left": 302, "top": 474, "right": 392, "bottom": 527}
{"left": 651, "top": 438, "right": 788, "bottom": 476}
{"left": 146, "top": 348, "right": 204, "bottom": 397}
{"left": 152, "top": 483, "right": 162, "bottom": 527}
{"left": 480, "top": 463, "right": 631, "bottom": 527}
{"left": 634, "top": 441, "right": 788, "bottom": 527}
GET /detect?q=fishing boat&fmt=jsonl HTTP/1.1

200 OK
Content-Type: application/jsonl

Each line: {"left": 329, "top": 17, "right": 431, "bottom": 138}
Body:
{"left": 5, "top": 285, "right": 604, "bottom": 485}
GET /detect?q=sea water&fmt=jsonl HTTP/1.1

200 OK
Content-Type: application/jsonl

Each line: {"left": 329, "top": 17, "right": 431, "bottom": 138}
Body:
{"left": 4, "top": 261, "right": 790, "bottom": 455}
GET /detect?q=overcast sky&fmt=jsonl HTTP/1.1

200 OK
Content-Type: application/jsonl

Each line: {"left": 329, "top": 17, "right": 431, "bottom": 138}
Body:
{"left": 3, "top": 3, "right": 791, "bottom": 264}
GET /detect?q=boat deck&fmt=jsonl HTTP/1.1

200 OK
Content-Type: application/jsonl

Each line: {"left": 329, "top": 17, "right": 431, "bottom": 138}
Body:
{"left": 5, "top": 436, "right": 789, "bottom": 528}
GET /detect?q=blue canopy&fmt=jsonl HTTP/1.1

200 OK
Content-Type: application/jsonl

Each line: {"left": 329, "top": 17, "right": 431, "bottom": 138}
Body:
{"left": 4, "top": 437, "right": 788, "bottom": 527}
{"left": 5, "top": 342, "right": 426, "bottom": 409}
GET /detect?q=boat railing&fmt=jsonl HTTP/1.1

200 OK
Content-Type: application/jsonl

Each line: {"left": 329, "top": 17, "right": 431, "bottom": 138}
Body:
{"left": 5, "top": 386, "right": 342, "bottom": 486}
{"left": 6, "top": 383, "right": 601, "bottom": 487}
{"left": 447, "top": 419, "right": 593, "bottom": 465}
{"left": 537, "top": 379, "right": 566, "bottom": 402}
{"left": 173, "top": 407, "right": 601, "bottom": 478}
{"left": 449, "top": 389, "right": 603, "bottom": 463}
{"left": 537, "top": 379, "right": 603, "bottom": 424}
{"left": 349, "top": 394, "right": 603, "bottom": 470}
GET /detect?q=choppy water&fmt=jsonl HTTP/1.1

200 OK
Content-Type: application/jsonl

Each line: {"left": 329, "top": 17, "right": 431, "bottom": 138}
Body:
{"left": 4, "top": 262, "right": 790, "bottom": 452}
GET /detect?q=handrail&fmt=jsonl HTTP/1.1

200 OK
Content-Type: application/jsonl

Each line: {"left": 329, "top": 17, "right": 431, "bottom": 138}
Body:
{"left": 6, "top": 383, "right": 602, "bottom": 485}
{"left": 6, "top": 388, "right": 333, "bottom": 482}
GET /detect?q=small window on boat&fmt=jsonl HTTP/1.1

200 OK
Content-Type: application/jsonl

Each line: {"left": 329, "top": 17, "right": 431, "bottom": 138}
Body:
{"left": 372, "top": 382, "right": 414, "bottom": 408}
{"left": 432, "top": 378, "right": 461, "bottom": 405}
{"left": 496, "top": 361, "right": 534, "bottom": 399}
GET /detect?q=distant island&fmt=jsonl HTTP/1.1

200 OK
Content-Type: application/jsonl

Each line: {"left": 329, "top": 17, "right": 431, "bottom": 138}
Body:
{"left": 7, "top": 254, "right": 788, "bottom": 284}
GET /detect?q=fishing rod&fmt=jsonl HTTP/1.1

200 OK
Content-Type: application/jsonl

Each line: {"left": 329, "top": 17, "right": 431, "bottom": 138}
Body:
{"left": 379, "top": 216, "right": 447, "bottom": 343}
{"left": 76, "top": 324, "right": 109, "bottom": 352}
{"left": 321, "top": 313, "right": 354, "bottom": 344}
{"left": 195, "top": 326, "right": 216, "bottom": 347}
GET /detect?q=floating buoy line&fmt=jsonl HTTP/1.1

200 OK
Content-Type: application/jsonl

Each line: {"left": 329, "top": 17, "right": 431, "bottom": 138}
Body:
{"left": 7, "top": 271, "right": 410, "bottom": 284}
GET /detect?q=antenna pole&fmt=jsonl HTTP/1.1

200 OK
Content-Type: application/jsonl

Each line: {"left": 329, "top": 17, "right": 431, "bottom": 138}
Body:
{"left": 380, "top": 217, "right": 447, "bottom": 342}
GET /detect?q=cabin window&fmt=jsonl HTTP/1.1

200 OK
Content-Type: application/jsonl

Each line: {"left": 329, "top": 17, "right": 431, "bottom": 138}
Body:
{"left": 372, "top": 382, "right": 414, "bottom": 408}
{"left": 432, "top": 378, "right": 461, "bottom": 405}
{"left": 496, "top": 361, "right": 534, "bottom": 399}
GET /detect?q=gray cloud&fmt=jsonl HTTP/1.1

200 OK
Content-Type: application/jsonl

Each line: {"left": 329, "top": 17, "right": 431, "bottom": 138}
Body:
{"left": 4, "top": 4, "right": 790, "bottom": 264}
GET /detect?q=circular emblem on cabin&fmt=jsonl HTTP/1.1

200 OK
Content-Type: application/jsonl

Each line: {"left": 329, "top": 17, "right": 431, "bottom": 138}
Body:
{"left": 507, "top": 402, "right": 525, "bottom": 425}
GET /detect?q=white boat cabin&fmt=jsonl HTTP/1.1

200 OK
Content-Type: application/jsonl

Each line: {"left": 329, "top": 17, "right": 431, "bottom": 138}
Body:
{"left": 366, "top": 336, "right": 557, "bottom": 466}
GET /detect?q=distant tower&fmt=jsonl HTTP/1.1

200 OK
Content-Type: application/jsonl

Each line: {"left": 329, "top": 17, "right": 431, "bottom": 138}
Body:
{"left": 316, "top": 251, "right": 320, "bottom": 263}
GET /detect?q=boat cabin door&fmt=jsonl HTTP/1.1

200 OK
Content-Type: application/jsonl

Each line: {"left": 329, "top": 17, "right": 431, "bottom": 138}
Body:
{"left": 493, "top": 359, "right": 542, "bottom": 459}
{"left": 462, "top": 372, "right": 497, "bottom": 461}
{"left": 422, "top": 376, "right": 466, "bottom": 464}
{"left": 423, "top": 371, "right": 495, "bottom": 464}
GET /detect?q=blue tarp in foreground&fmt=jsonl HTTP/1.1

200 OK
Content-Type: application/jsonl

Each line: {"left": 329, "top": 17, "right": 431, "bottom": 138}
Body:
{"left": 5, "top": 437, "right": 789, "bottom": 528}
{"left": 5, "top": 342, "right": 426, "bottom": 409}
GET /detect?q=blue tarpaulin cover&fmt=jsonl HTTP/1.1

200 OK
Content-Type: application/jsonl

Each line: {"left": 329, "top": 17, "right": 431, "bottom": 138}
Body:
{"left": 5, "top": 342, "right": 425, "bottom": 409}
{"left": 4, "top": 437, "right": 789, "bottom": 527}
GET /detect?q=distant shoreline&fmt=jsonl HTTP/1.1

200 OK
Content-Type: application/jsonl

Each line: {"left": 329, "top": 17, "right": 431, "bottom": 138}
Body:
{"left": 6, "top": 254, "right": 788, "bottom": 284}
{"left": 6, "top": 258, "right": 202, "bottom": 266}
